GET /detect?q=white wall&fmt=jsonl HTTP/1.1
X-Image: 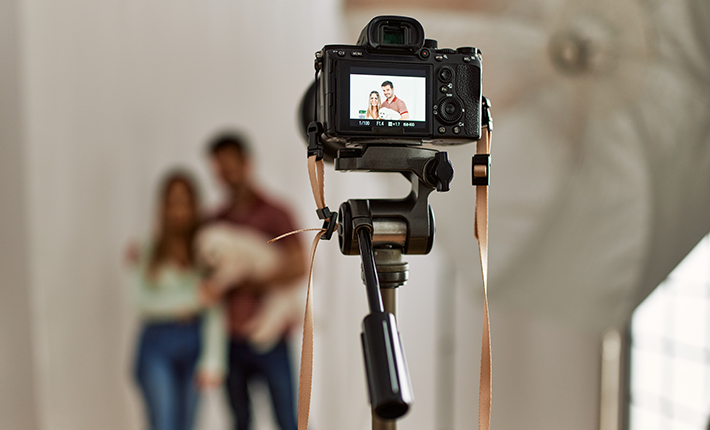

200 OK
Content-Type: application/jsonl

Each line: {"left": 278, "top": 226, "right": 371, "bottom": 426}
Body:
{"left": 0, "top": 0, "right": 40, "bottom": 428}
{"left": 16, "top": 0, "right": 376, "bottom": 429}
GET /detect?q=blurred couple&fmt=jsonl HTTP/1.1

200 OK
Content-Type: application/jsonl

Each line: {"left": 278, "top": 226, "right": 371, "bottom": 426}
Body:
{"left": 365, "top": 80, "right": 409, "bottom": 120}
{"left": 126, "top": 133, "right": 306, "bottom": 430}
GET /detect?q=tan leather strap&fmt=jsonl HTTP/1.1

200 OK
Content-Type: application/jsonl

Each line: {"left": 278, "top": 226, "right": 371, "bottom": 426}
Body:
{"left": 475, "top": 126, "right": 492, "bottom": 430}
{"left": 268, "top": 156, "right": 329, "bottom": 430}
{"left": 308, "top": 155, "right": 327, "bottom": 211}
{"left": 269, "top": 224, "right": 324, "bottom": 430}
{"left": 297, "top": 228, "right": 325, "bottom": 430}
{"left": 296, "top": 155, "right": 330, "bottom": 430}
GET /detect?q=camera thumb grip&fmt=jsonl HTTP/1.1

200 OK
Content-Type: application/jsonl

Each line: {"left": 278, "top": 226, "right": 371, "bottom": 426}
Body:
{"left": 361, "top": 311, "right": 414, "bottom": 420}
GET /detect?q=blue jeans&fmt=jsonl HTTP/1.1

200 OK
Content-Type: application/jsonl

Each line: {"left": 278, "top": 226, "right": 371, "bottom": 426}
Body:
{"left": 226, "top": 340, "right": 297, "bottom": 430}
{"left": 134, "top": 320, "right": 201, "bottom": 430}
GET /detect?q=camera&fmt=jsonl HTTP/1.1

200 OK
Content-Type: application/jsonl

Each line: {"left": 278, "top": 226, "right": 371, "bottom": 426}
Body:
{"left": 305, "top": 16, "right": 483, "bottom": 150}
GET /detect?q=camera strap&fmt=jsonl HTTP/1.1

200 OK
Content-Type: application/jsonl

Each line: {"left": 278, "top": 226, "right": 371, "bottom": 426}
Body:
{"left": 268, "top": 223, "right": 322, "bottom": 430}
{"left": 475, "top": 122, "right": 493, "bottom": 430}
{"left": 269, "top": 154, "right": 331, "bottom": 430}
{"left": 295, "top": 154, "right": 330, "bottom": 430}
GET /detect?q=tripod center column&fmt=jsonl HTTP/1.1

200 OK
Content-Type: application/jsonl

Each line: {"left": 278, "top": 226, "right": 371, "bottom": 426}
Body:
{"left": 374, "top": 248, "right": 409, "bottom": 316}
{"left": 372, "top": 247, "right": 407, "bottom": 430}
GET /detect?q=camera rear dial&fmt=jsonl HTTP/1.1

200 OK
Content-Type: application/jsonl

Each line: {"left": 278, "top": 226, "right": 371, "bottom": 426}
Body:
{"left": 436, "top": 97, "right": 464, "bottom": 124}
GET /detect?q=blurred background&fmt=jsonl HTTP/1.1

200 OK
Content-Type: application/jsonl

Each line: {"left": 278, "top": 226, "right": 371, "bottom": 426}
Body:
{"left": 1, "top": 0, "right": 709, "bottom": 429}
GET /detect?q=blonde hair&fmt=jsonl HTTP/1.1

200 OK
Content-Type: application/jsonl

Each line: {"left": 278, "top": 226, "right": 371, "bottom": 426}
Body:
{"left": 148, "top": 171, "right": 201, "bottom": 279}
{"left": 366, "top": 91, "right": 380, "bottom": 119}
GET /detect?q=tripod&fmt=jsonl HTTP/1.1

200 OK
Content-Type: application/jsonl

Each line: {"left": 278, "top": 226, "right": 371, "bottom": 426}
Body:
{"left": 333, "top": 144, "right": 454, "bottom": 429}
{"left": 301, "top": 93, "right": 492, "bottom": 430}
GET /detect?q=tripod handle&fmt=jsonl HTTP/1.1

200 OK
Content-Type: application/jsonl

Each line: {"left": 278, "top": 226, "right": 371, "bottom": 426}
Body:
{"left": 362, "top": 311, "right": 414, "bottom": 420}
{"left": 357, "top": 227, "right": 414, "bottom": 420}
{"left": 358, "top": 226, "right": 385, "bottom": 313}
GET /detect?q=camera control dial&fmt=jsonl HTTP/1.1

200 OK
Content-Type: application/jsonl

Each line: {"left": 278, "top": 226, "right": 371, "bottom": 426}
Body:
{"left": 436, "top": 97, "right": 464, "bottom": 124}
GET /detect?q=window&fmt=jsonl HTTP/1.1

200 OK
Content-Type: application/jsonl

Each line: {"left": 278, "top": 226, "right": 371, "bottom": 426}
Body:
{"left": 629, "top": 235, "right": 710, "bottom": 430}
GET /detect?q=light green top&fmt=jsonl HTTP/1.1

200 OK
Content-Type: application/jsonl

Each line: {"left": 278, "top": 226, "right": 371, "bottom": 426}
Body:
{"left": 129, "top": 244, "right": 226, "bottom": 376}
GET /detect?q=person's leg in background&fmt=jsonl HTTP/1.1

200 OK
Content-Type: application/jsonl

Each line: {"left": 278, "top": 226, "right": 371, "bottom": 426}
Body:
{"left": 174, "top": 321, "right": 202, "bottom": 430}
{"left": 135, "top": 325, "right": 179, "bottom": 430}
{"left": 226, "top": 340, "right": 254, "bottom": 430}
{"left": 258, "top": 340, "right": 297, "bottom": 430}
{"left": 134, "top": 334, "right": 158, "bottom": 430}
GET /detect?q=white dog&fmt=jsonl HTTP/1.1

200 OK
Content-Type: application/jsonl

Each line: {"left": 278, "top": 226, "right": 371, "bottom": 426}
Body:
{"left": 379, "top": 107, "right": 402, "bottom": 120}
{"left": 196, "top": 223, "right": 303, "bottom": 352}
{"left": 195, "top": 222, "right": 279, "bottom": 291}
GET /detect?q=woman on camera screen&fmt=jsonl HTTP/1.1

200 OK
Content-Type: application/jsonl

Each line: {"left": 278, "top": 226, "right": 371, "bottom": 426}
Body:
{"left": 366, "top": 90, "right": 381, "bottom": 119}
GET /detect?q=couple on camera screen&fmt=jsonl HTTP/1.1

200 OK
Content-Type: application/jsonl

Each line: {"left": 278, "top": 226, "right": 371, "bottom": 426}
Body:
{"left": 364, "top": 80, "right": 410, "bottom": 120}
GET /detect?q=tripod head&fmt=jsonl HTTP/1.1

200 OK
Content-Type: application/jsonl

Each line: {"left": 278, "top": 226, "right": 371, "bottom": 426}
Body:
{"left": 336, "top": 144, "right": 453, "bottom": 257}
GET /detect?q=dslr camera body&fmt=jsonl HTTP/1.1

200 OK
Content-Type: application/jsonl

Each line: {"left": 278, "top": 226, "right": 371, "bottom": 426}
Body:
{"left": 314, "top": 15, "right": 483, "bottom": 146}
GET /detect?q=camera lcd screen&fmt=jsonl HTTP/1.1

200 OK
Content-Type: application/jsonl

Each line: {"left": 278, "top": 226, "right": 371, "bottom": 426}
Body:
{"left": 338, "top": 64, "right": 432, "bottom": 136}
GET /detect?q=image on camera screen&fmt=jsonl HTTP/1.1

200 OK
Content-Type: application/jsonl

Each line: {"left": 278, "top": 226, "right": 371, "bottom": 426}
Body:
{"left": 349, "top": 72, "right": 426, "bottom": 124}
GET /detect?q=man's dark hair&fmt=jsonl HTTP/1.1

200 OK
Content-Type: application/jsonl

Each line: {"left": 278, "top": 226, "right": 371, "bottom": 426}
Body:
{"left": 381, "top": 80, "right": 394, "bottom": 89}
{"left": 207, "top": 132, "right": 251, "bottom": 158}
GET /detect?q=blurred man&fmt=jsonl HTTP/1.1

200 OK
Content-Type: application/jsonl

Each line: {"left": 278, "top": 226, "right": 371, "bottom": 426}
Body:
{"left": 206, "top": 133, "right": 306, "bottom": 430}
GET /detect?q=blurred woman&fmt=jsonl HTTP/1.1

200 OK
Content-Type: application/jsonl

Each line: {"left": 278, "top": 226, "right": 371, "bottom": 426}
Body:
{"left": 366, "top": 90, "right": 381, "bottom": 119}
{"left": 127, "top": 171, "right": 224, "bottom": 430}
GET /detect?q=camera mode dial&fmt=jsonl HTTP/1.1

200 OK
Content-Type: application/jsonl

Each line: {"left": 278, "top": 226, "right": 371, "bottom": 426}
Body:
{"left": 456, "top": 46, "right": 479, "bottom": 56}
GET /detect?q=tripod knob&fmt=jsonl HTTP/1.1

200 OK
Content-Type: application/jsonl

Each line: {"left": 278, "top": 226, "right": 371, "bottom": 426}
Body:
{"left": 427, "top": 151, "right": 454, "bottom": 192}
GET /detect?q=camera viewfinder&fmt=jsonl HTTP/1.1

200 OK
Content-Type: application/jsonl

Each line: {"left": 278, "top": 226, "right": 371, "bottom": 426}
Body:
{"left": 382, "top": 26, "right": 406, "bottom": 45}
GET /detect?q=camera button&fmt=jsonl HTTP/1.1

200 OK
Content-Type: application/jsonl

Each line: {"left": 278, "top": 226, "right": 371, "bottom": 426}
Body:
{"left": 338, "top": 50, "right": 346, "bottom": 57}
{"left": 350, "top": 51, "right": 363, "bottom": 57}
{"left": 438, "top": 67, "right": 453, "bottom": 82}
{"left": 453, "top": 126, "right": 461, "bottom": 134}
{"left": 463, "top": 56, "right": 471, "bottom": 63}
{"left": 435, "top": 55, "right": 446, "bottom": 62}
{"left": 440, "top": 86, "right": 448, "bottom": 94}
{"left": 418, "top": 48, "right": 431, "bottom": 60}
{"left": 438, "top": 126, "right": 446, "bottom": 134}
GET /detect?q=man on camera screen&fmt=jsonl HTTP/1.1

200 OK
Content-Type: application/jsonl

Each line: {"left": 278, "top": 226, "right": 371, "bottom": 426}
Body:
{"left": 380, "top": 80, "right": 410, "bottom": 120}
